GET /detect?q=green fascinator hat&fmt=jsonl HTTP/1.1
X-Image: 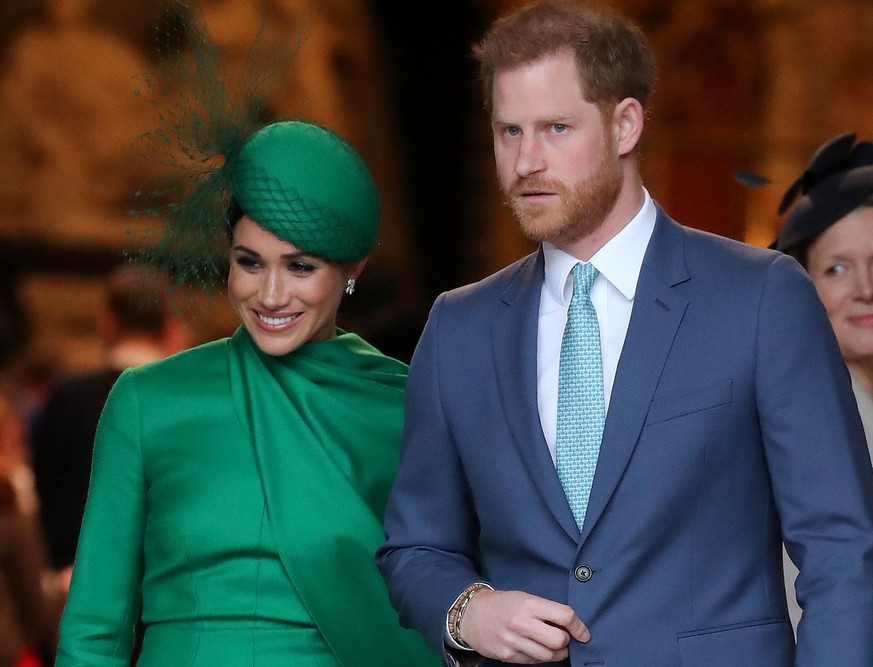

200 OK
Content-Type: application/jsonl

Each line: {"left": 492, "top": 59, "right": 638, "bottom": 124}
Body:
{"left": 232, "top": 121, "right": 380, "bottom": 263}
{"left": 129, "top": 3, "right": 380, "bottom": 289}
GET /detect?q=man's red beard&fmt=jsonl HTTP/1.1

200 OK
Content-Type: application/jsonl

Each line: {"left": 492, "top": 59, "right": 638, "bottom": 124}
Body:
{"left": 506, "top": 141, "right": 623, "bottom": 247}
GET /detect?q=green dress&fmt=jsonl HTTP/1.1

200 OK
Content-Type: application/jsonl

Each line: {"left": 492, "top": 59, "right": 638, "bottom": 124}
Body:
{"left": 55, "top": 328, "right": 438, "bottom": 666}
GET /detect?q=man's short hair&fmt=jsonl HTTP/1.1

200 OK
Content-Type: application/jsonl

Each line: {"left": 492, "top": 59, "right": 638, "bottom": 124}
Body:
{"left": 473, "top": 0, "right": 654, "bottom": 116}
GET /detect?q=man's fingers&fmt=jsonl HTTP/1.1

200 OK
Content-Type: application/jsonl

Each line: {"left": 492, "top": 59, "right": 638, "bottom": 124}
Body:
{"left": 506, "top": 636, "right": 570, "bottom": 664}
{"left": 524, "top": 619, "right": 571, "bottom": 651}
{"left": 538, "top": 601, "right": 591, "bottom": 644}
{"left": 459, "top": 589, "right": 590, "bottom": 661}
{"left": 566, "top": 615, "right": 591, "bottom": 643}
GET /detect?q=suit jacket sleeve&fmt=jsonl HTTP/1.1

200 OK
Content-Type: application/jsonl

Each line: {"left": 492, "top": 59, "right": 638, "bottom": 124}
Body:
{"left": 377, "top": 294, "right": 487, "bottom": 657}
{"left": 757, "top": 255, "right": 873, "bottom": 665}
{"left": 55, "top": 370, "right": 146, "bottom": 667}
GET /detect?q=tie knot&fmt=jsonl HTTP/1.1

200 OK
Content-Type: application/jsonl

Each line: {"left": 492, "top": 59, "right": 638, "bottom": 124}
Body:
{"left": 572, "top": 262, "right": 598, "bottom": 298}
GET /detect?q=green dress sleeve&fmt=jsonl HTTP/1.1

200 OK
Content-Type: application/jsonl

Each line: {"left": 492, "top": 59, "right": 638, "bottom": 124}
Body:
{"left": 55, "top": 370, "right": 146, "bottom": 667}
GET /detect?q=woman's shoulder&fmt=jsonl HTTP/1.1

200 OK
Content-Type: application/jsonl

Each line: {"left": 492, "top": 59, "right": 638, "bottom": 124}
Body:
{"left": 123, "top": 337, "right": 232, "bottom": 387}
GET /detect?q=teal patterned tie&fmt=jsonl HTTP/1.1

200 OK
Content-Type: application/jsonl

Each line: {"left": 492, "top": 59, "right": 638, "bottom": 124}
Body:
{"left": 556, "top": 262, "right": 606, "bottom": 531}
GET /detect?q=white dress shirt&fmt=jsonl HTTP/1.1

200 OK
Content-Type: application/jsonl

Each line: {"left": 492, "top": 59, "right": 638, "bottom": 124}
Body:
{"left": 537, "top": 189, "right": 656, "bottom": 464}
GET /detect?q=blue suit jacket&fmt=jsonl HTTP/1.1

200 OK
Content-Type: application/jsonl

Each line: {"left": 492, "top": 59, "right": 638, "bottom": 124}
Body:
{"left": 377, "top": 210, "right": 873, "bottom": 666}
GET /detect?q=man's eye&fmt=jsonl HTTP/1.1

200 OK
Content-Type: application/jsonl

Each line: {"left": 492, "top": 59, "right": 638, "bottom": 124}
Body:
{"left": 553, "top": 123, "right": 567, "bottom": 133}
{"left": 505, "top": 126, "right": 521, "bottom": 137}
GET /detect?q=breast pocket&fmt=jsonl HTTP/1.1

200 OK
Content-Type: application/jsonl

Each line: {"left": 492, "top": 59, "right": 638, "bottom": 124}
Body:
{"left": 645, "top": 379, "right": 732, "bottom": 426}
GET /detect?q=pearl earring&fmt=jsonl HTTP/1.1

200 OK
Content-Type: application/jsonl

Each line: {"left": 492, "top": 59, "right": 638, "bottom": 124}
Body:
{"left": 345, "top": 277, "right": 356, "bottom": 295}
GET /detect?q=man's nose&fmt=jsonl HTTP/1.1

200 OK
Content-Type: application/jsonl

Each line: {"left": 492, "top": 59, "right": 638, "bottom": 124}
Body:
{"left": 515, "top": 134, "right": 546, "bottom": 178}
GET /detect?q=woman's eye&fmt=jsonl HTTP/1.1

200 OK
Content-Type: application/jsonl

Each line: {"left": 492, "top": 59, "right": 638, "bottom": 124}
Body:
{"left": 289, "top": 261, "right": 316, "bottom": 275}
{"left": 234, "top": 256, "right": 260, "bottom": 270}
{"left": 824, "top": 263, "right": 846, "bottom": 277}
{"left": 505, "top": 126, "right": 521, "bottom": 137}
{"left": 553, "top": 123, "right": 567, "bottom": 133}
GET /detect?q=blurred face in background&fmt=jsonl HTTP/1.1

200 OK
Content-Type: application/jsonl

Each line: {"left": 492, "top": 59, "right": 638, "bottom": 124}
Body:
{"left": 806, "top": 206, "right": 873, "bottom": 367}
{"left": 228, "top": 216, "right": 365, "bottom": 356}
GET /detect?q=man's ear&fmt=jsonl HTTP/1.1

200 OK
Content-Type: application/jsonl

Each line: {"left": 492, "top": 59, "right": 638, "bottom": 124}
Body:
{"left": 612, "top": 97, "right": 644, "bottom": 157}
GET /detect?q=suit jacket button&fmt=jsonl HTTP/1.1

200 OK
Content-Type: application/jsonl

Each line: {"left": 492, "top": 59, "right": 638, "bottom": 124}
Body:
{"left": 574, "top": 565, "right": 593, "bottom": 582}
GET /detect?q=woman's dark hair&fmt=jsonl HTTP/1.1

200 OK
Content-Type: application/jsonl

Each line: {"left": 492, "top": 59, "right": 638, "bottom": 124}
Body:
{"left": 226, "top": 198, "right": 246, "bottom": 232}
{"left": 785, "top": 239, "right": 812, "bottom": 270}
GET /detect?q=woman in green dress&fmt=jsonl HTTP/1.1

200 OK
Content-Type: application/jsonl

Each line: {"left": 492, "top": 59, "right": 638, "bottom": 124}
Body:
{"left": 54, "top": 120, "right": 438, "bottom": 666}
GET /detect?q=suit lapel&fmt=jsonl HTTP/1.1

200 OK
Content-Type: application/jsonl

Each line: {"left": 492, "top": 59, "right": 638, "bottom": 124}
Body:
{"left": 491, "top": 250, "right": 580, "bottom": 540}
{"left": 579, "top": 211, "right": 691, "bottom": 544}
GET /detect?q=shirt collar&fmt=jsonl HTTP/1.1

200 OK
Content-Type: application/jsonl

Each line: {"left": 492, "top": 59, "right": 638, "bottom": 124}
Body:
{"left": 543, "top": 189, "right": 657, "bottom": 305}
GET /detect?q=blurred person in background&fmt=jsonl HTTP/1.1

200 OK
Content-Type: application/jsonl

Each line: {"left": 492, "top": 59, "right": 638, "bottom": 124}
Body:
{"left": 0, "top": 392, "right": 59, "bottom": 667}
{"left": 1, "top": 395, "right": 39, "bottom": 522}
{"left": 770, "top": 131, "right": 873, "bottom": 631}
{"left": 16, "top": 356, "right": 59, "bottom": 450}
{"left": 30, "top": 263, "right": 185, "bottom": 590}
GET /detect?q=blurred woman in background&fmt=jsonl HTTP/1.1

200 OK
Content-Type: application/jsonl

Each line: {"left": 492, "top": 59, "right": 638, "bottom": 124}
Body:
{"left": 772, "top": 132, "right": 873, "bottom": 456}
{"left": 770, "top": 131, "right": 873, "bottom": 632}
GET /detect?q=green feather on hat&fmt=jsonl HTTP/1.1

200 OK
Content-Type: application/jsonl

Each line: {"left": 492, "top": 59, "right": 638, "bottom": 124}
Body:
{"left": 128, "top": 2, "right": 379, "bottom": 290}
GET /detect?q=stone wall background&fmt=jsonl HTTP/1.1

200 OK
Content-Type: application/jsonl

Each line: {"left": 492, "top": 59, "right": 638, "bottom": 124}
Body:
{"left": 1, "top": 0, "right": 872, "bottom": 379}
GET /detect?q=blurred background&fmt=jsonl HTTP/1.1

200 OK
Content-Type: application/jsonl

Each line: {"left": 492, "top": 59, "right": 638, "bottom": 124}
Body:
{"left": 1, "top": 0, "right": 872, "bottom": 377}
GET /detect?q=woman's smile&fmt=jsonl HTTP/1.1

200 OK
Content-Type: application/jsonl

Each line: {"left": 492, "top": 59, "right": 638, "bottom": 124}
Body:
{"left": 228, "top": 216, "right": 365, "bottom": 356}
{"left": 254, "top": 310, "right": 302, "bottom": 330}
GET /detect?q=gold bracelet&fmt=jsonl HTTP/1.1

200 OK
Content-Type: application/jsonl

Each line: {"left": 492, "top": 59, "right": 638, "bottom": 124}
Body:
{"left": 448, "top": 582, "right": 491, "bottom": 648}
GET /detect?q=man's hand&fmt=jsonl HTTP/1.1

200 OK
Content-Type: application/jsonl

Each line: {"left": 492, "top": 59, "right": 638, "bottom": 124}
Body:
{"left": 459, "top": 589, "right": 590, "bottom": 664}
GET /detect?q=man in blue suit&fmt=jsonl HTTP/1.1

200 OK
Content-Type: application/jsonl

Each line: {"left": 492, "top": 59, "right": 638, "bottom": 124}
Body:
{"left": 376, "top": 2, "right": 873, "bottom": 665}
